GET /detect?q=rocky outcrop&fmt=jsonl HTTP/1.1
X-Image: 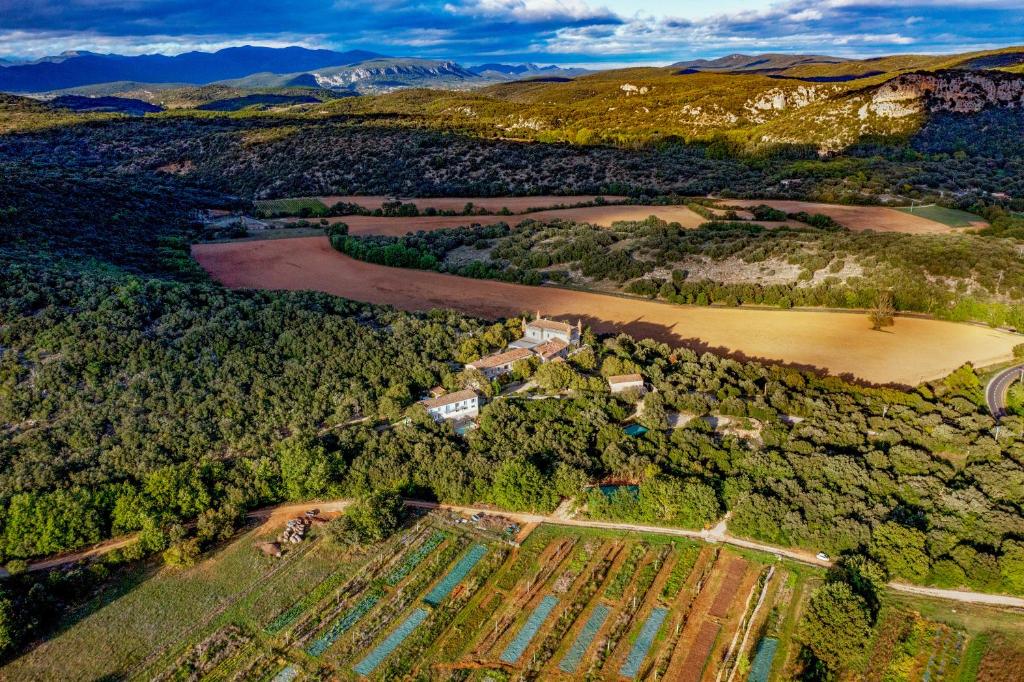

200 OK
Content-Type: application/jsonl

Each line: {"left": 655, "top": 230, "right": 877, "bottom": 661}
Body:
{"left": 860, "top": 70, "right": 1024, "bottom": 119}
{"left": 743, "top": 85, "right": 834, "bottom": 122}
{"left": 620, "top": 83, "right": 649, "bottom": 96}
{"left": 311, "top": 60, "right": 476, "bottom": 89}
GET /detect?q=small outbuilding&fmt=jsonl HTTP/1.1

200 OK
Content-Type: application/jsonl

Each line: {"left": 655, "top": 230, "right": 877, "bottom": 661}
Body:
{"left": 607, "top": 373, "right": 645, "bottom": 394}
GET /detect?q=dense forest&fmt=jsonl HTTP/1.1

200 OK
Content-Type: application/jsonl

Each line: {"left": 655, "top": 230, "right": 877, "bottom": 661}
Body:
{"left": 330, "top": 214, "right": 1024, "bottom": 328}
{"left": 2, "top": 103, "right": 1024, "bottom": 206}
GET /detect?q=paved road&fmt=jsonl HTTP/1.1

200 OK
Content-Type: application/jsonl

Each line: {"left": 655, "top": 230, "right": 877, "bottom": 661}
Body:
{"left": 986, "top": 363, "right": 1024, "bottom": 419}
{"left": 17, "top": 498, "right": 1024, "bottom": 609}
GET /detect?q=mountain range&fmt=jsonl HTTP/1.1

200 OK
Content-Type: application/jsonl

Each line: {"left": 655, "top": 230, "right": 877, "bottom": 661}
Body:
{"left": 0, "top": 46, "right": 589, "bottom": 94}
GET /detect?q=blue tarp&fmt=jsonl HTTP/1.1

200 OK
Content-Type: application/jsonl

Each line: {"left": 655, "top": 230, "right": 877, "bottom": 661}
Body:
{"left": 423, "top": 544, "right": 487, "bottom": 606}
{"left": 558, "top": 603, "right": 611, "bottom": 673}
{"left": 500, "top": 595, "right": 559, "bottom": 664}
{"left": 352, "top": 607, "right": 429, "bottom": 676}
{"left": 619, "top": 607, "right": 668, "bottom": 678}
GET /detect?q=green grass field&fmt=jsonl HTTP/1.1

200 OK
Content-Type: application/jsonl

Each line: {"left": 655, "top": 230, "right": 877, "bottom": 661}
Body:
{"left": 896, "top": 205, "right": 984, "bottom": 228}
{"left": 253, "top": 197, "right": 328, "bottom": 217}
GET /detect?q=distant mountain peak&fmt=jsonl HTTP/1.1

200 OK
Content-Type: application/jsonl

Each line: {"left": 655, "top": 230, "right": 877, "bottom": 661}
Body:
{"left": 0, "top": 46, "right": 386, "bottom": 93}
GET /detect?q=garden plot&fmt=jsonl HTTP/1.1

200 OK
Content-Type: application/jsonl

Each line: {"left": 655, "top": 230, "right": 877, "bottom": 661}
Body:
{"left": 558, "top": 604, "right": 611, "bottom": 673}
{"left": 424, "top": 544, "right": 488, "bottom": 606}
{"left": 619, "top": 606, "right": 668, "bottom": 678}
{"left": 469, "top": 535, "right": 579, "bottom": 659}
{"left": 353, "top": 608, "right": 430, "bottom": 676}
{"left": 594, "top": 544, "right": 674, "bottom": 676}
{"left": 282, "top": 523, "right": 444, "bottom": 650}
{"left": 747, "top": 637, "right": 779, "bottom": 682}
{"left": 500, "top": 595, "right": 560, "bottom": 663}
{"left": 661, "top": 551, "right": 759, "bottom": 681}
{"left": 323, "top": 536, "right": 470, "bottom": 665}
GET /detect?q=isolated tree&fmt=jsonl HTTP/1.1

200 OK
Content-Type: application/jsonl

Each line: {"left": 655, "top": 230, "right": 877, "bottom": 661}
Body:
{"left": 327, "top": 490, "right": 403, "bottom": 546}
{"left": 797, "top": 581, "right": 872, "bottom": 674}
{"left": 869, "top": 290, "right": 895, "bottom": 330}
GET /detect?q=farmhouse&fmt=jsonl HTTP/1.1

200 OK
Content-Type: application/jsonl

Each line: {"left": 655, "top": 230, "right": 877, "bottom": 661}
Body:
{"left": 466, "top": 347, "right": 534, "bottom": 379}
{"left": 607, "top": 373, "right": 645, "bottom": 394}
{"left": 419, "top": 389, "right": 481, "bottom": 421}
{"left": 510, "top": 312, "right": 581, "bottom": 348}
{"left": 532, "top": 338, "right": 569, "bottom": 363}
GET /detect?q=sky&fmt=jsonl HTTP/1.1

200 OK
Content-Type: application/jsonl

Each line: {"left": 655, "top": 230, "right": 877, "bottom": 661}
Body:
{"left": 0, "top": 0, "right": 1023, "bottom": 66}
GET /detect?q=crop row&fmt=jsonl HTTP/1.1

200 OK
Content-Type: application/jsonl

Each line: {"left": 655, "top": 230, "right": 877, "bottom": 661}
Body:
{"left": 591, "top": 545, "right": 670, "bottom": 674}
{"left": 328, "top": 537, "right": 469, "bottom": 663}
{"left": 375, "top": 547, "right": 509, "bottom": 680}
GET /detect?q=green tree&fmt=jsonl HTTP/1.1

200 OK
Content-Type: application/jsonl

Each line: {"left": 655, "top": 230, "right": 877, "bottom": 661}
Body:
{"left": 870, "top": 522, "right": 930, "bottom": 582}
{"left": 277, "top": 435, "right": 334, "bottom": 501}
{"left": 640, "top": 391, "right": 668, "bottom": 430}
{"left": 163, "top": 538, "right": 200, "bottom": 568}
{"left": 326, "top": 490, "right": 404, "bottom": 546}
{"left": 0, "top": 587, "right": 13, "bottom": 657}
{"left": 1000, "top": 540, "right": 1024, "bottom": 594}
{"left": 491, "top": 458, "right": 555, "bottom": 512}
{"left": 797, "top": 582, "right": 872, "bottom": 674}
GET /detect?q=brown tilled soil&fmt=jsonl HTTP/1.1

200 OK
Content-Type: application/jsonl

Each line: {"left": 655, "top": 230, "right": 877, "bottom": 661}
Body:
{"left": 299, "top": 204, "right": 712, "bottom": 235}
{"left": 719, "top": 199, "right": 966, "bottom": 234}
{"left": 317, "top": 195, "right": 627, "bottom": 213}
{"left": 677, "top": 621, "right": 721, "bottom": 681}
{"left": 708, "top": 558, "right": 749, "bottom": 619}
{"left": 191, "top": 236, "right": 1020, "bottom": 386}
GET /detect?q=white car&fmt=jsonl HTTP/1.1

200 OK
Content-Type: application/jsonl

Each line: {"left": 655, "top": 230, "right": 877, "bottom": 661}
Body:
{"left": 816, "top": 552, "right": 830, "bottom": 562}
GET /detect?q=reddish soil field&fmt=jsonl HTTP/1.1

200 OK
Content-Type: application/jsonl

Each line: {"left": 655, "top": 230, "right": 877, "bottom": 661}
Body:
{"left": 292, "top": 204, "right": 712, "bottom": 235}
{"left": 317, "top": 195, "right": 627, "bottom": 213}
{"left": 191, "top": 236, "right": 1021, "bottom": 386}
{"left": 708, "top": 559, "right": 749, "bottom": 619}
{"left": 677, "top": 621, "right": 721, "bottom": 681}
{"left": 719, "top": 199, "right": 960, "bottom": 234}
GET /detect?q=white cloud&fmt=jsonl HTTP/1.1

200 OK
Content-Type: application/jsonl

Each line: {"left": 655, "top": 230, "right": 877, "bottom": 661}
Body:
{"left": 0, "top": 30, "right": 330, "bottom": 59}
{"left": 444, "top": 0, "right": 615, "bottom": 22}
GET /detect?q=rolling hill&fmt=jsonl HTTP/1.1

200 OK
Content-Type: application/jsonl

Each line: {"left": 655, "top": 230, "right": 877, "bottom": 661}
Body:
{"left": 0, "top": 46, "right": 383, "bottom": 93}
{"left": 325, "top": 50, "right": 1024, "bottom": 152}
{"left": 217, "top": 57, "right": 483, "bottom": 92}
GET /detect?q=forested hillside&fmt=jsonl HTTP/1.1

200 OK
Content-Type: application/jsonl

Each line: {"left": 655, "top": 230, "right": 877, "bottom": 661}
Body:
{"left": 331, "top": 213, "right": 1024, "bottom": 328}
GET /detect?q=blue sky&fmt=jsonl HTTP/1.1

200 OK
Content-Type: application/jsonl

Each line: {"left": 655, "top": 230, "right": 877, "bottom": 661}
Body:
{"left": 0, "top": 0, "right": 1022, "bottom": 65}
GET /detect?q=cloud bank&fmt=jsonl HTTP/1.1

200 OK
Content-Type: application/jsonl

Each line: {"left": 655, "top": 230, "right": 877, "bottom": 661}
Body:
{"left": 0, "top": 0, "right": 1021, "bottom": 63}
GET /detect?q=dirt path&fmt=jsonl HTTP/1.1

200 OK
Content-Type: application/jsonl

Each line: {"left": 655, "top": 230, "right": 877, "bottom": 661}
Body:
{"left": 23, "top": 498, "right": 1024, "bottom": 609}
{"left": 191, "top": 236, "right": 1020, "bottom": 386}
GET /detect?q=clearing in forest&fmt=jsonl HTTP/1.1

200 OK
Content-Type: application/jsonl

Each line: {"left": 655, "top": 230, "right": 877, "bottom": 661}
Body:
{"left": 316, "top": 195, "right": 627, "bottom": 213}
{"left": 192, "top": 236, "right": 1021, "bottom": 385}
{"left": 719, "top": 199, "right": 983, "bottom": 234}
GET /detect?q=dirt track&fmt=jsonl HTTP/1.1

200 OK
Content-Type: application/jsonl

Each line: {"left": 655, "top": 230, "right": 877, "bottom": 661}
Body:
{"left": 191, "top": 236, "right": 1020, "bottom": 385}
{"left": 718, "top": 199, "right": 961, "bottom": 234}
{"left": 318, "top": 195, "right": 627, "bottom": 213}
{"left": 291, "top": 204, "right": 713, "bottom": 236}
